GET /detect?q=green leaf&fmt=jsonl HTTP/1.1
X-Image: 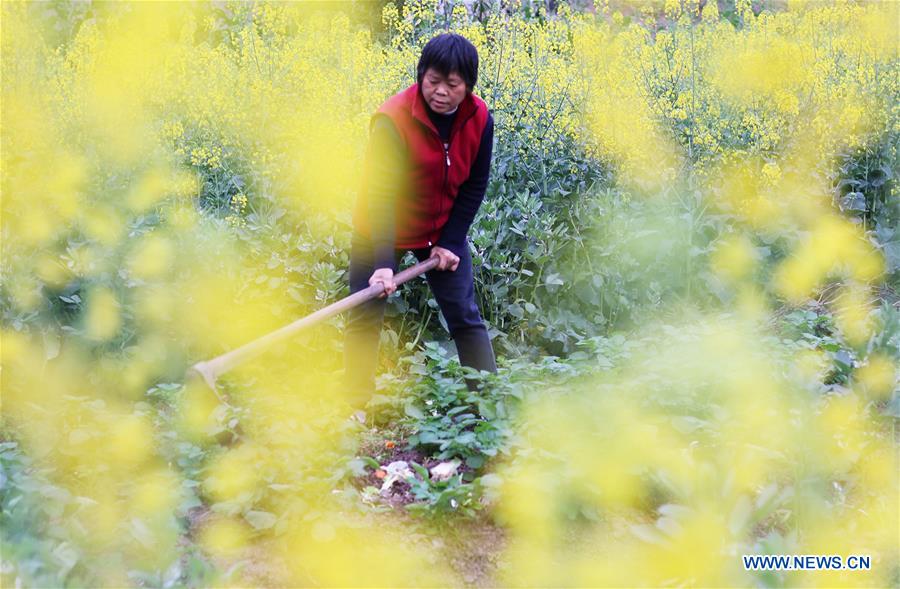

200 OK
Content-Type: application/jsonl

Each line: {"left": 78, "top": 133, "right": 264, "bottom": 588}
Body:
{"left": 410, "top": 462, "right": 430, "bottom": 480}
{"left": 361, "top": 456, "right": 380, "bottom": 469}
{"left": 346, "top": 459, "right": 368, "bottom": 476}
{"left": 455, "top": 432, "right": 476, "bottom": 446}
{"left": 465, "top": 454, "right": 485, "bottom": 469}
{"left": 52, "top": 541, "right": 80, "bottom": 577}
{"left": 418, "top": 431, "right": 439, "bottom": 445}
{"left": 405, "top": 404, "right": 425, "bottom": 420}
{"left": 245, "top": 510, "right": 278, "bottom": 530}
{"left": 840, "top": 192, "right": 867, "bottom": 212}
{"left": 179, "top": 493, "right": 203, "bottom": 512}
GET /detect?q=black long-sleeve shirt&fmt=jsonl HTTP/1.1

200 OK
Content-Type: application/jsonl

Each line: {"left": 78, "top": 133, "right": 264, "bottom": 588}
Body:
{"left": 364, "top": 103, "right": 494, "bottom": 270}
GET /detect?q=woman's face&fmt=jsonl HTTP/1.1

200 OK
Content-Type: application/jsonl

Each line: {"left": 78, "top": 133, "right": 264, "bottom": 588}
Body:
{"left": 421, "top": 67, "right": 467, "bottom": 114}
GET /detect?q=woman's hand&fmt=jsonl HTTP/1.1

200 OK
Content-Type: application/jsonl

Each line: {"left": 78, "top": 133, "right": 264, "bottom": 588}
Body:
{"left": 369, "top": 268, "right": 396, "bottom": 298}
{"left": 430, "top": 246, "right": 460, "bottom": 271}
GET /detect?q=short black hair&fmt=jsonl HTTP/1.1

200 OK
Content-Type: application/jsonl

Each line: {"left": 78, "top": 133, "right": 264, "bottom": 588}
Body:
{"left": 416, "top": 33, "right": 479, "bottom": 91}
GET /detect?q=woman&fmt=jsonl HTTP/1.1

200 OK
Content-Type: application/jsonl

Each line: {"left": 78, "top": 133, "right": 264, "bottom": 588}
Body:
{"left": 344, "top": 32, "right": 497, "bottom": 414}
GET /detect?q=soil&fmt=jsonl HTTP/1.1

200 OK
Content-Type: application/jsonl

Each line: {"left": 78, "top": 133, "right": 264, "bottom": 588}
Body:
{"left": 185, "top": 504, "right": 506, "bottom": 588}
{"left": 354, "top": 430, "right": 480, "bottom": 509}
{"left": 349, "top": 438, "right": 506, "bottom": 586}
{"left": 441, "top": 516, "right": 507, "bottom": 587}
{"left": 358, "top": 448, "right": 426, "bottom": 506}
{"left": 183, "top": 428, "right": 508, "bottom": 587}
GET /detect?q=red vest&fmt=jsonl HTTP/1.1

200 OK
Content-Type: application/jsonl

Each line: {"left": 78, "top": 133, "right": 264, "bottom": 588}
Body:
{"left": 354, "top": 84, "right": 489, "bottom": 249}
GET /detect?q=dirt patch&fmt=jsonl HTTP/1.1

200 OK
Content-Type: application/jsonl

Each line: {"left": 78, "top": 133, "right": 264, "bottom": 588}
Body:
{"left": 184, "top": 505, "right": 291, "bottom": 587}
{"left": 184, "top": 498, "right": 508, "bottom": 587}
{"left": 228, "top": 540, "right": 290, "bottom": 588}
{"left": 440, "top": 516, "right": 507, "bottom": 587}
{"left": 355, "top": 435, "right": 441, "bottom": 506}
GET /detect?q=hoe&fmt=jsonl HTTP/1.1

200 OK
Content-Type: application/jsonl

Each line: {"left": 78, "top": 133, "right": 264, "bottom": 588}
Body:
{"left": 188, "top": 255, "right": 440, "bottom": 397}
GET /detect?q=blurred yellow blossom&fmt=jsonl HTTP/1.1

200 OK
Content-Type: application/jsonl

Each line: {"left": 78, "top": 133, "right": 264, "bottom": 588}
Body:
{"left": 855, "top": 354, "right": 897, "bottom": 400}
{"left": 83, "top": 287, "right": 122, "bottom": 341}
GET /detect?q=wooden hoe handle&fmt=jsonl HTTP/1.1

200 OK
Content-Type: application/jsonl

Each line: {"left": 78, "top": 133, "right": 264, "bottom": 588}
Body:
{"left": 190, "top": 255, "right": 440, "bottom": 392}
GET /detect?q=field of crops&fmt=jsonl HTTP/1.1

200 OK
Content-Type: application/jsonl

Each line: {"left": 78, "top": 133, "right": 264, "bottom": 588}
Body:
{"left": 2, "top": 0, "right": 898, "bottom": 587}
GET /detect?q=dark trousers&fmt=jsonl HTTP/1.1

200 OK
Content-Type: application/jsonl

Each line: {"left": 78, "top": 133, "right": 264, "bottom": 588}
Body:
{"left": 343, "top": 232, "right": 497, "bottom": 406}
